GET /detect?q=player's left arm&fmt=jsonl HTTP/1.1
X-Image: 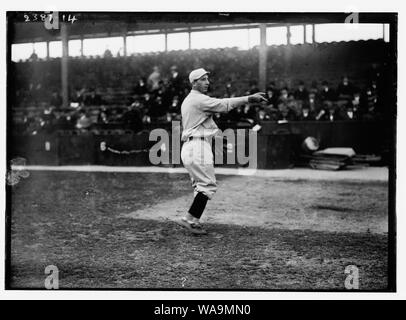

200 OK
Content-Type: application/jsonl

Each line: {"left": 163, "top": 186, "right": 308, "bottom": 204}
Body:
{"left": 199, "top": 92, "right": 268, "bottom": 114}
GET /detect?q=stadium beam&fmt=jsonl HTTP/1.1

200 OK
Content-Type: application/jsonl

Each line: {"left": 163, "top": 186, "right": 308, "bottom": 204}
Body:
{"left": 188, "top": 27, "right": 192, "bottom": 50}
{"left": 122, "top": 26, "right": 128, "bottom": 57}
{"left": 123, "top": 34, "right": 127, "bottom": 56}
{"left": 382, "top": 24, "right": 385, "bottom": 40}
{"left": 312, "top": 24, "right": 316, "bottom": 43}
{"left": 61, "top": 23, "right": 69, "bottom": 108}
{"left": 80, "top": 36, "right": 84, "bottom": 57}
{"left": 258, "top": 23, "right": 267, "bottom": 92}
{"left": 46, "top": 41, "right": 50, "bottom": 60}
{"left": 303, "top": 24, "right": 307, "bottom": 43}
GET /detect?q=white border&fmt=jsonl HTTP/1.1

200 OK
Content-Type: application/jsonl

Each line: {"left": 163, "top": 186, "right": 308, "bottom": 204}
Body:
{"left": 0, "top": 0, "right": 404, "bottom": 300}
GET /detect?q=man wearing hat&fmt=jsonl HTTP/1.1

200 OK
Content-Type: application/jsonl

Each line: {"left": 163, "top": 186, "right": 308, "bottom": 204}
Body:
{"left": 178, "top": 68, "right": 268, "bottom": 234}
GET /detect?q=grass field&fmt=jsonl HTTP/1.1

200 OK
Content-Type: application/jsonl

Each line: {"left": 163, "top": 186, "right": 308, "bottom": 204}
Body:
{"left": 8, "top": 171, "right": 389, "bottom": 290}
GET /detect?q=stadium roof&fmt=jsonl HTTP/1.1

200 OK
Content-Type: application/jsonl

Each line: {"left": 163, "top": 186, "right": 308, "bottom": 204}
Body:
{"left": 8, "top": 12, "right": 394, "bottom": 44}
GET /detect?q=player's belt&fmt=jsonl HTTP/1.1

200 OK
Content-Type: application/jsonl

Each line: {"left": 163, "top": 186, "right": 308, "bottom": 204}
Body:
{"left": 188, "top": 136, "right": 207, "bottom": 142}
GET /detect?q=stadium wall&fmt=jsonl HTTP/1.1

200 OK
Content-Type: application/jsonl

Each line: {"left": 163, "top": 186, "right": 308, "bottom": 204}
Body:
{"left": 10, "top": 121, "right": 385, "bottom": 169}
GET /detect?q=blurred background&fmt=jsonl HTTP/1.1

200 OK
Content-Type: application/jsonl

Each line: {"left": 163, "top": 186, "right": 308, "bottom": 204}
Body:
{"left": 7, "top": 12, "right": 396, "bottom": 169}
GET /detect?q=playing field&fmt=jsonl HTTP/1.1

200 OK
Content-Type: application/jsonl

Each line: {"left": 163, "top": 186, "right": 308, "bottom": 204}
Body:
{"left": 8, "top": 169, "right": 389, "bottom": 290}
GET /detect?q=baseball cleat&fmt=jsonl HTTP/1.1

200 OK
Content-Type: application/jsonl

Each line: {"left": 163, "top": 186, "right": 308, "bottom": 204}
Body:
{"left": 177, "top": 218, "right": 208, "bottom": 235}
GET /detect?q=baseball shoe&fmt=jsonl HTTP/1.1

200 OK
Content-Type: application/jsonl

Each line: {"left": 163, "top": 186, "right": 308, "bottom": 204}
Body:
{"left": 177, "top": 218, "right": 208, "bottom": 235}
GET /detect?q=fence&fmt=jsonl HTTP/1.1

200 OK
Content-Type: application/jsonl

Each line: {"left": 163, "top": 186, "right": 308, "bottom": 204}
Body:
{"left": 9, "top": 121, "right": 385, "bottom": 169}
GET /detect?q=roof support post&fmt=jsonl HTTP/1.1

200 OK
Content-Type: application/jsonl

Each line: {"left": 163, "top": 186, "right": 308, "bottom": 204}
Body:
{"left": 258, "top": 23, "right": 267, "bottom": 92}
{"left": 61, "top": 22, "right": 69, "bottom": 108}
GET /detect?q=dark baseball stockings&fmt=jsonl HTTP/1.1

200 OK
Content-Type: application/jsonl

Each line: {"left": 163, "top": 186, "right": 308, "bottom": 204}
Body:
{"left": 188, "top": 192, "right": 209, "bottom": 219}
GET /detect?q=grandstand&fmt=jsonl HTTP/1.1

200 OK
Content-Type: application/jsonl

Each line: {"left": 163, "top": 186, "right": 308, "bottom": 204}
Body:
{"left": 8, "top": 12, "right": 396, "bottom": 167}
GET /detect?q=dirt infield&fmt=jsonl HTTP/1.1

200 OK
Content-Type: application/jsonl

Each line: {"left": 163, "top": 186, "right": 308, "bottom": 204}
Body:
{"left": 8, "top": 170, "right": 389, "bottom": 290}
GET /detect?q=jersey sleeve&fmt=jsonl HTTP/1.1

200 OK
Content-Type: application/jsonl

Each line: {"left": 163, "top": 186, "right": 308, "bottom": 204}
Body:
{"left": 198, "top": 95, "right": 249, "bottom": 114}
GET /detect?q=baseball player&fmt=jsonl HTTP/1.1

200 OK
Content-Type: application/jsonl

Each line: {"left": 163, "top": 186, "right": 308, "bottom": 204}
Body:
{"left": 178, "top": 68, "right": 268, "bottom": 235}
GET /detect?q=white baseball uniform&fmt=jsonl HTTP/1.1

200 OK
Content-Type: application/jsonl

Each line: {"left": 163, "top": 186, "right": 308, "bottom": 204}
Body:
{"left": 180, "top": 89, "right": 249, "bottom": 199}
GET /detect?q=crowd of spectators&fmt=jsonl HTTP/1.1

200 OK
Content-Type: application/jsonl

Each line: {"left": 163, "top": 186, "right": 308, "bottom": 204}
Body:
{"left": 13, "top": 72, "right": 383, "bottom": 136}
{"left": 11, "top": 39, "right": 389, "bottom": 135}
{"left": 226, "top": 75, "right": 383, "bottom": 125}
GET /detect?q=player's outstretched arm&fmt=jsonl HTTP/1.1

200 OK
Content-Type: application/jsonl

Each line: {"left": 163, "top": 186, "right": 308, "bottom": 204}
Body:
{"left": 199, "top": 92, "right": 268, "bottom": 114}
{"left": 248, "top": 92, "right": 268, "bottom": 103}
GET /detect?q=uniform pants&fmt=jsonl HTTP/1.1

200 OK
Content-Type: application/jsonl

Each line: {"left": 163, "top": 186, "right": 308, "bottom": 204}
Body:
{"left": 181, "top": 139, "right": 217, "bottom": 200}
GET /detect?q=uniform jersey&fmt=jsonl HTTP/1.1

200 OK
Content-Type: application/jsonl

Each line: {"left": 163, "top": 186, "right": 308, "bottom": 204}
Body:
{"left": 181, "top": 89, "right": 249, "bottom": 141}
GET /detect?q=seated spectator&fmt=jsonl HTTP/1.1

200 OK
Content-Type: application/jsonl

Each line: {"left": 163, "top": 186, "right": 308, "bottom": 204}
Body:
{"left": 168, "top": 95, "right": 181, "bottom": 114}
{"left": 41, "top": 105, "right": 56, "bottom": 133}
{"left": 267, "top": 81, "right": 280, "bottom": 99}
{"left": 133, "top": 77, "right": 148, "bottom": 96}
{"left": 310, "top": 81, "right": 319, "bottom": 94}
{"left": 365, "top": 82, "right": 378, "bottom": 111}
{"left": 148, "top": 95, "right": 167, "bottom": 121}
{"left": 17, "top": 111, "right": 35, "bottom": 134}
{"left": 142, "top": 114, "right": 151, "bottom": 124}
{"left": 156, "top": 80, "right": 172, "bottom": 106}
{"left": 50, "top": 90, "right": 63, "bottom": 109}
{"left": 55, "top": 113, "right": 75, "bottom": 130}
{"left": 148, "top": 66, "right": 161, "bottom": 92}
{"left": 75, "top": 109, "right": 92, "bottom": 131}
{"left": 71, "top": 87, "right": 86, "bottom": 104}
{"left": 16, "top": 111, "right": 30, "bottom": 134}
{"left": 168, "top": 65, "right": 184, "bottom": 98}
{"left": 241, "top": 104, "right": 256, "bottom": 124}
{"left": 304, "top": 92, "right": 321, "bottom": 113}
{"left": 298, "top": 104, "right": 316, "bottom": 121}
{"left": 341, "top": 104, "right": 361, "bottom": 120}
{"left": 278, "top": 87, "right": 290, "bottom": 103}
{"left": 262, "top": 101, "right": 278, "bottom": 121}
{"left": 256, "top": 108, "right": 274, "bottom": 122}
{"left": 103, "top": 48, "right": 113, "bottom": 58}
{"left": 84, "top": 89, "right": 103, "bottom": 106}
{"left": 367, "top": 80, "right": 378, "bottom": 95}
{"left": 337, "top": 76, "right": 356, "bottom": 101}
{"left": 350, "top": 92, "right": 366, "bottom": 114}
{"left": 276, "top": 102, "right": 297, "bottom": 121}
{"left": 362, "top": 100, "right": 381, "bottom": 121}
{"left": 320, "top": 103, "right": 342, "bottom": 121}
{"left": 143, "top": 92, "right": 153, "bottom": 111}
{"left": 287, "top": 99, "right": 302, "bottom": 119}
{"left": 224, "top": 79, "right": 237, "bottom": 98}
{"left": 25, "top": 116, "right": 43, "bottom": 135}
{"left": 97, "top": 107, "right": 110, "bottom": 124}
{"left": 319, "top": 81, "right": 336, "bottom": 102}
{"left": 293, "top": 80, "right": 308, "bottom": 101}
{"left": 121, "top": 104, "right": 144, "bottom": 132}
{"left": 29, "top": 51, "right": 38, "bottom": 62}
{"left": 266, "top": 87, "right": 278, "bottom": 108}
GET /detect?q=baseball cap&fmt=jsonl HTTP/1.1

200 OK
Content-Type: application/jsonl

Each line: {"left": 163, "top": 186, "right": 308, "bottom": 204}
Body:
{"left": 189, "top": 68, "right": 210, "bottom": 84}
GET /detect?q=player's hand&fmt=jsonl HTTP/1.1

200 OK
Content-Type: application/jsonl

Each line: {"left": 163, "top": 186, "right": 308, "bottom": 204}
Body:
{"left": 248, "top": 92, "right": 268, "bottom": 103}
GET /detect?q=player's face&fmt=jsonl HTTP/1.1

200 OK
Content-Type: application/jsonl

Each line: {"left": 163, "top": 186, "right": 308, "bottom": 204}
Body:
{"left": 194, "top": 75, "right": 210, "bottom": 93}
